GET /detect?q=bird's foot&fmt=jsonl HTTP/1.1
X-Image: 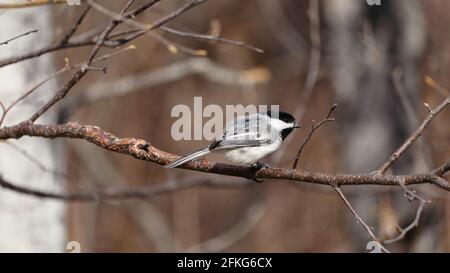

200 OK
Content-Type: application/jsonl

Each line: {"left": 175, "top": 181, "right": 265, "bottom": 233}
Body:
{"left": 249, "top": 162, "right": 270, "bottom": 183}
{"left": 250, "top": 162, "right": 271, "bottom": 170}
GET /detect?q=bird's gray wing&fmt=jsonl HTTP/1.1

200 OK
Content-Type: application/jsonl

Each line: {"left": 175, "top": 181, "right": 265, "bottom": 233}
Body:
{"left": 210, "top": 113, "right": 278, "bottom": 149}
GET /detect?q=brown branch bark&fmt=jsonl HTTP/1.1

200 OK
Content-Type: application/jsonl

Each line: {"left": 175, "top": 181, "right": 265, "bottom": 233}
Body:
{"left": 0, "top": 121, "right": 448, "bottom": 191}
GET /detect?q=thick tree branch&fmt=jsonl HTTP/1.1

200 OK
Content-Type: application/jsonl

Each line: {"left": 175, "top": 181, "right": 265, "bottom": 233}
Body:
{"left": 0, "top": 122, "right": 448, "bottom": 191}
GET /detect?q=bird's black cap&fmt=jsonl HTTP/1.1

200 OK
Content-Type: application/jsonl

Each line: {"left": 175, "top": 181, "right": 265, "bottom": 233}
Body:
{"left": 266, "top": 110, "right": 297, "bottom": 125}
{"left": 266, "top": 110, "right": 300, "bottom": 140}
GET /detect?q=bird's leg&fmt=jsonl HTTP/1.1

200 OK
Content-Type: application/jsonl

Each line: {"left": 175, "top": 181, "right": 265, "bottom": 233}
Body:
{"left": 249, "top": 162, "right": 271, "bottom": 183}
{"left": 250, "top": 162, "right": 271, "bottom": 170}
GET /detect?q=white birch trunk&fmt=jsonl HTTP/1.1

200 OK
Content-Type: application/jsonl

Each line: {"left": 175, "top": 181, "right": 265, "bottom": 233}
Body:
{"left": 0, "top": 7, "right": 66, "bottom": 252}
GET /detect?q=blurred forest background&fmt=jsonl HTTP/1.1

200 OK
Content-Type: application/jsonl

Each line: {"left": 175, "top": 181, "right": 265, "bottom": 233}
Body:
{"left": 0, "top": 0, "right": 449, "bottom": 252}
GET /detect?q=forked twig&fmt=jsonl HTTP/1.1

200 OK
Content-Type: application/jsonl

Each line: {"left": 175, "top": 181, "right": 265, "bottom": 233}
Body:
{"left": 383, "top": 177, "right": 430, "bottom": 244}
{"left": 292, "top": 103, "right": 337, "bottom": 169}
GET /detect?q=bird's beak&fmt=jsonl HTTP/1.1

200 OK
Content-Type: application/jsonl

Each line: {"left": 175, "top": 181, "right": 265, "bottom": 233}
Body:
{"left": 293, "top": 123, "right": 301, "bottom": 128}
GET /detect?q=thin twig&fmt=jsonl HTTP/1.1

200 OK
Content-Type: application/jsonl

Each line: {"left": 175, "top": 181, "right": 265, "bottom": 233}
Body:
{"left": 292, "top": 103, "right": 337, "bottom": 169}
{"left": 147, "top": 30, "right": 207, "bottom": 56}
{"left": 28, "top": 0, "right": 161, "bottom": 122}
{"left": 425, "top": 75, "right": 450, "bottom": 97}
{"left": 0, "top": 45, "right": 135, "bottom": 127}
{"left": 383, "top": 177, "right": 430, "bottom": 244}
{"left": 0, "top": 141, "right": 68, "bottom": 179}
{"left": 160, "top": 26, "right": 264, "bottom": 53}
{"left": 0, "top": 0, "right": 208, "bottom": 68}
{"left": 60, "top": 5, "right": 92, "bottom": 44}
{"left": 89, "top": 0, "right": 209, "bottom": 56}
{"left": 0, "top": 29, "right": 38, "bottom": 45}
{"left": 0, "top": 0, "right": 67, "bottom": 8}
{"left": 0, "top": 64, "right": 71, "bottom": 128}
{"left": 0, "top": 40, "right": 103, "bottom": 68}
{"left": 27, "top": 0, "right": 209, "bottom": 122}
{"left": 333, "top": 186, "right": 390, "bottom": 253}
{"left": 0, "top": 175, "right": 245, "bottom": 201}
{"left": 392, "top": 69, "right": 433, "bottom": 171}
{"left": 113, "top": 0, "right": 207, "bottom": 44}
{"left": 377, "top": 95, "right": 450, "bottom": 174}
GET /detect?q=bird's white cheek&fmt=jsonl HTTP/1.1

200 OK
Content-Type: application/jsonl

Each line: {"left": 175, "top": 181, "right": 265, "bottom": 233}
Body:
{"left": 224, "top": 141, "right": 282, "bottom": 164}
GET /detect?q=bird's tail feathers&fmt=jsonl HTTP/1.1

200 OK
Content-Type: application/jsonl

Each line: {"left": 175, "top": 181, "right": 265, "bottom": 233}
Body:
{"left": 164, "top": 148, "right": 210, "bottom": 168}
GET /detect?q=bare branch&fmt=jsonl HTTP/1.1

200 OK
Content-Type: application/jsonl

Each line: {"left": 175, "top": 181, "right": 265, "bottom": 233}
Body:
{"left": 89, "top": 0, "right": 210, "bottom": 56}
{"left": 60, "top": 5, "right": 92, "bottom": 45}
{"left": 0, "top": 0, "right": 206, "bottom": 68}
{"left": 0, "top": 29, "right": 38, "bottom": 46}
{"left": 392, "top": 69, "right": 433, "bottom": 172}
{"left": 377, "top": 95, "right": 450, "bottom": 175}
{"left": 0, "top": 40, "right": 99, "bottom": 68}
{"left": 292, "top": 103, "right": 337, "bottom": 169}
{"left": 159, "top": 26, "right": 264, "bottom": 53}
{"left": 0, "top": 45, "right": 135, "bottom": 127}
{"left": 0, "top": 122, "right": 448, "bottom": 191}
{"left": 0, "top": 0, "right": 67, "bottom": 9}
{"left": 27, "top": 0, "right": 161, "bottom": 122}
{"left": 383, "top": 178, "right": 430, "bottom": 244}
{"left": 0, "top": 175, "right": 245, "bottom": 201}
{"left": 333, "top": 186, "right": 389, "bottom": 253}
{"left": 426, "top": 76, "right": 450, "bottom": 97}
{"left": 0, "top": 63, "right": 71, "bottom": 128}
{"left": 112, "top": 0, "right": 207, "bottom": 44}
{"left": 0, "top": 141, "right": 68, "bottom": 179}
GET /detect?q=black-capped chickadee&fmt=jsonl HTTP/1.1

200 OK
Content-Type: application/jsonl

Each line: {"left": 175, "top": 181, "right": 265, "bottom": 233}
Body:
{"left": 165, "top": 111, "right": 301, "bottom": 168}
